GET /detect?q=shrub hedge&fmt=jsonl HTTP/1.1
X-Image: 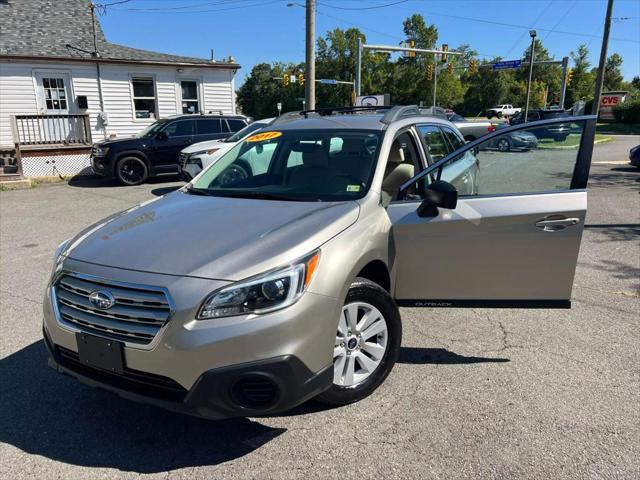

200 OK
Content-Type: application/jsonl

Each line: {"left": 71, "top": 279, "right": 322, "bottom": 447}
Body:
{"left": 612, "top": 98, "right": 640, "bottom": 123}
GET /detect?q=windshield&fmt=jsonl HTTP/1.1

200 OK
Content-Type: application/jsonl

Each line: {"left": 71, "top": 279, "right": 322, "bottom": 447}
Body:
{"left": 222, "top": 121, "right": 269, "bottom": 143}
{"left": 190, "top": 129, "right": 382, "bottom": 202}
{"left": 135, "top": 119, "right": 169, "bottom": 138}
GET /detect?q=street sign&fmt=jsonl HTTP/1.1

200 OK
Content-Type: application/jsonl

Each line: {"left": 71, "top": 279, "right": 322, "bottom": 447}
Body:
{"left": 492, "top": 60, "right": 522, "bottom": 70}
{"left": 355, "top": 94, "right": 390, "bottom": 107}
{"left": 319, "top": 79, "right": 338, "bottom": 85}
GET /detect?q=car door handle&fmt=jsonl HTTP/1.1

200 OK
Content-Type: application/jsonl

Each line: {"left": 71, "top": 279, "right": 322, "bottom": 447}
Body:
{"left": 535, "top": 217, "right": 580, "bottom": 232}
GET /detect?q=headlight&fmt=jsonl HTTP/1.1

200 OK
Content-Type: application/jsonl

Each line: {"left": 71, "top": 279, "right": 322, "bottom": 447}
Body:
{"left": 189, "top": 148, "right": 220, "bottom": 159}
{"left": 197, "top": 251, "right": 320, "bottom": 319}
{"left": 52, "top": 238, "right": 71, "bottom": 273}
{"left": 92, "top": 146, "right": 109, "bottom": 157}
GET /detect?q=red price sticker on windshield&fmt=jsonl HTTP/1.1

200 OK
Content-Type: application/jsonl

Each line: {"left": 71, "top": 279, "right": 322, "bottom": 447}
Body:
{"left": 246, "top": 131, "right": 282, "bottom": 142}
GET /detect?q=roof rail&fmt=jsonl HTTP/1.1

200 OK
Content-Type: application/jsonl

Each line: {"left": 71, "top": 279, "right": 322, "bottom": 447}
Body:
{"left": 380, "top": 105, "right": 421, "bottom": 124}
{"left": 300, "top": 105, "right": 392, "bottom": 117}
{"left": 270, "top": 110, "right": 305, "bottom": 125}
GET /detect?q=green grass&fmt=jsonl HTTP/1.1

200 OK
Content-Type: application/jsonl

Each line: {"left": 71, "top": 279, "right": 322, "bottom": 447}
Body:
{"left": 538, "top": 134, "right": 612, "bottom": 149}
{"left": 596, "top": 122, "right": 640, "bottom": 135}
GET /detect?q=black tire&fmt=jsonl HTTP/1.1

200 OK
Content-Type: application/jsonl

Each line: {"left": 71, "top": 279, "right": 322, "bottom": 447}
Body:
{"left": 497, "top": 111, "right": 503, "bottom": 118}
{"left": 497, "top": 138, "right": 511, "bottom": 152}
{"left": 116, "top": 156, "right": 148, "bottom": 186}
{"left": 487, "top": 112, "right": 494, "bottom": 119}
{"left": 464, "top": 135, "right": 476, "bottom": 142}
{"left": 219, "top": 161, "right": 252, "bottom": 186}
{"left": 316, "top": 277, "right": 402, "bottom": 406}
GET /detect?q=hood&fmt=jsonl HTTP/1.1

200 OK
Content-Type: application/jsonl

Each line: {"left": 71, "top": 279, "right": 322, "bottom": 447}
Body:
{"left": 98, "top": 137, "right": 145, "bottom": 149}
{"left": 65, "top": 192, "right": 360, "bottom": 281}
{"left": 182, "top": 138, "right": 227, "bottom": 154}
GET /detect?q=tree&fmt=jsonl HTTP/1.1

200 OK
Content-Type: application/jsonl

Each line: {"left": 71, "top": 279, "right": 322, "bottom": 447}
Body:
{"left": 518, "top": 39, "right": 562, "bottom": 106}
{"left": 316, "top": 28, "right": 363, "bottom": 107}
{"left": 236, "top": 62, "right": 304, "bottom": 118}
{"left": 603, "top": 53, "right": 624, "bottom": 91}
{"left": 566, "top": 44, "right": 595, "bottom": 106}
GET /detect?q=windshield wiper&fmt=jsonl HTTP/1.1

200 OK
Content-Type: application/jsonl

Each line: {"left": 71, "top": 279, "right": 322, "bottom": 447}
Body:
{"left": 213, "top": 191, "right": 316, "bottom": 201}
{"left": 184, "top": 185, "right": 214, "bottom": 196}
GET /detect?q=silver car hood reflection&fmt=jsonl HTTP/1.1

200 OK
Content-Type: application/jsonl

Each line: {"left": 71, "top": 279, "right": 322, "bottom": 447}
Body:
{"left": 65, "top": 191, "right": 360, "bottom": 281}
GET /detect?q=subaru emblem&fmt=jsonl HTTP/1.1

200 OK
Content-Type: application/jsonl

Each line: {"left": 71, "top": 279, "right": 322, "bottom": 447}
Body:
{"left": 89, "top": 290, "right": 116, "bottom": 310}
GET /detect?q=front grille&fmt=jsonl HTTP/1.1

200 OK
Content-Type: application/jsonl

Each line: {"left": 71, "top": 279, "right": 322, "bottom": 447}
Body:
{"left": 178, "top": 152, "right": 190, "bottom": 169}
{"left": 54, "top": 274, "right": 172, "bottom": 345}
{"left": 56, "top": 345, "right": 187, "bottom": 402}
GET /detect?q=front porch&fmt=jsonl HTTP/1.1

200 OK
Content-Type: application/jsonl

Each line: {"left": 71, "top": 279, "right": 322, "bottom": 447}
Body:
{"left": 3, "top": 114, "right": 94, "bottom": 181}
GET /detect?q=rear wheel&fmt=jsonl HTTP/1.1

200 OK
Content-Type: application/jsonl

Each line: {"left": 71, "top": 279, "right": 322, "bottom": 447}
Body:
{"left": 497, "top": 138, "right": 511, "bottom": 152}
{"left": 316, "top": 278, "right": 401, "bottom": 406}
{"left": 116, "top": 156, "right": 148, "bottom": 186}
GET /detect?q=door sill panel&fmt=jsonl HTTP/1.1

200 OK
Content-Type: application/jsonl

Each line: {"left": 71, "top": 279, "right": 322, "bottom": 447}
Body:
{"left": 395, "top": 299, "right": 571, "bottom": 309}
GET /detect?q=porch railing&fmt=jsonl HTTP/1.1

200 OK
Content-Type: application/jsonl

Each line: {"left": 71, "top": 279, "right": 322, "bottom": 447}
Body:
{"left": 10, "top": 114, "right": 92, "bottom": 147}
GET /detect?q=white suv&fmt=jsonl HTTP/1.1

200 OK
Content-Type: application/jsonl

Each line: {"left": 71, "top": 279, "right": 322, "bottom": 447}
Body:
{"left": 179, "top": 118, "right": 274, "bottom": 180}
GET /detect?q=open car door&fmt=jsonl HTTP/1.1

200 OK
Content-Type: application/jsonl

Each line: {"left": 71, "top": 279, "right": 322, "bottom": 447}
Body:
{"left": 388, "top": 116, "right": 597, "bottom": 308}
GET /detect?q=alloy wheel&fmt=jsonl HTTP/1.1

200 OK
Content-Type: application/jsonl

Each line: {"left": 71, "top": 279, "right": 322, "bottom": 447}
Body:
{"left": 333, "top": 302, "right": 388, "bottom": 387}
{"left": 497, "top": 139, "right": 510, "bottom": 152}
{"left": 119, "top": 158, "right": 146, "bottom": 185}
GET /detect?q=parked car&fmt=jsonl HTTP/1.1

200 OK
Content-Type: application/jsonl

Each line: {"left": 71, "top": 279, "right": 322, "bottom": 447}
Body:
{"left": 90, "top": 114, "right": 251, "bottom": 185}
{"left": 44, "top": 106, "right": 595, "bottom": 419}
{"left": 486, "top": 104, "right": 521, "bottom": 119}
{"left": 630, "top": 145, "right": 640, "bottom": 168}
{"left": 483, "top": 123, "right": 538, "bottom": 151}
{"left": 509, "top": 109, "right": 571, "bottom": 141}
{"left": 447, "top": 112, "right": 496, "bottom": 141}
{"left": 179, "top": 118, "right": 275, "bottom": 181}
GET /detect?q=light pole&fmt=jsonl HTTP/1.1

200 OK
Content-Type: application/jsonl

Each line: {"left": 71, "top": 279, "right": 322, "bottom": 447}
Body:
{"left": 287, "top": 1, "right": 315, "bottom": 110}
{"left": 524, "top": 30, "right": 536, "bottom": 122}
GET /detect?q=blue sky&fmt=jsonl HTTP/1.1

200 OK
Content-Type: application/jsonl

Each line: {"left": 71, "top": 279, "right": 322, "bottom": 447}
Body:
{"left": 100, "top": 0, "right": 640, "bottom": 84}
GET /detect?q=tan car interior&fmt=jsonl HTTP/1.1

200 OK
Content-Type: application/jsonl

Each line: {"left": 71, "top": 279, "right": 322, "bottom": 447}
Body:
{"left": 381, "top": 134, "right": 418, "bottom": 205}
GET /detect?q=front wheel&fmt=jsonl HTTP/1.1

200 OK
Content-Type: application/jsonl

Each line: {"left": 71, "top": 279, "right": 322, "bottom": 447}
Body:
{"left": 497, "top": 138, "right": 511, "bottom": 152}
{"left": 116, "top": 156, "right": 148, "bottom": 186}
{"left": 316, "top": 278, "right": 401, "bottom": 406}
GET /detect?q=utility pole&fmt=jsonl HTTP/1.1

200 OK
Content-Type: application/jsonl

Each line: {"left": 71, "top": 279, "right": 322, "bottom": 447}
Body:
{"left": 90, "top": 2, "right": 107, "bottom": 139}
{"left": 593, "top": 0, "right": 614, "bottom": 118}
{"left": 559, "top": 56, "right": 569, "bottom": 108}
{"left": 432, "top": 64, "right": 438, "bottom": 107}
{"left": 524, "top": 30, "right": 536, "bottom": 122}
{"left": 305, "top": 0, "right": 316, "bottom": 110}
{"left": 356, "top": 37, "right": 362, "bottom": 96}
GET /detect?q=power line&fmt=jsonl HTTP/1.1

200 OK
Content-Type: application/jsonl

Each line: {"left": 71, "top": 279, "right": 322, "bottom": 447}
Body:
{"left": 110, "top": 0, "right": 281, "bottom": 14}
{"left": 317, "top": 0, "right": 409, "bottom": 10}
{"left": 503, "top": 0, "right": 553, "bottom": 58}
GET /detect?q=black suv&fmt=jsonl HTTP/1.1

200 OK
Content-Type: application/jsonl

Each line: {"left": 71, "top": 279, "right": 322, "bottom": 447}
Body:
{"left": 509, "top": 109, "right": 571, "bottom": 141}
{"left": 91, "top": 114, "right": 250, "bottom": 185}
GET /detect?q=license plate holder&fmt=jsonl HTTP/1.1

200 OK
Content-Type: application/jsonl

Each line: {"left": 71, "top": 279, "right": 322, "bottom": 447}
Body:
{"left": 76, "top": 332, "right": 124, "bottom": 374}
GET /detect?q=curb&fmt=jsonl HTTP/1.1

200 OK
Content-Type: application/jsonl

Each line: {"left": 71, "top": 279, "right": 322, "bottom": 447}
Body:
{"left": 538, "top": 136, "right": 614, "bottom": 150}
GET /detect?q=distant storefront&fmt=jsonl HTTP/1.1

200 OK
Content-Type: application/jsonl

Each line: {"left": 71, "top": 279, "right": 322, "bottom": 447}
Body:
{"left": 599, "top": 91, "right": 628, "bottom": 120}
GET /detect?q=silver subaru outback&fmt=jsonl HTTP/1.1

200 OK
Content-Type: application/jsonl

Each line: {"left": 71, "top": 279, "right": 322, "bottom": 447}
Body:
{"left": 44, "top": 106, "right": 596, "bottom": 418}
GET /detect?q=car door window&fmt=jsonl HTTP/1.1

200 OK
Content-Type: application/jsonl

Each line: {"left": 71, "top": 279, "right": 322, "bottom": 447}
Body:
{"left": 382, "top": 130, "right": 422, "bottom": 205}
{"left": 196, "top": 118, "right": 223, "bottom": 135}
{"left": 413, "top": 120, "right": 589, "bottom": 198}
{"left": 164, "top": 120, "right": 193, "bottom": 137}
{"left": 441, "top": 126, "right": 466, "bottom": 151}
{"left": 417, "top": 125, "right": 449, "bottom": 162}
{"left": 227, "top": 119, "right": 247, "bottom": 132}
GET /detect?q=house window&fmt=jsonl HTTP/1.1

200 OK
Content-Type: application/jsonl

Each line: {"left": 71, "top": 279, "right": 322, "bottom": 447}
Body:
{"left": 180, "top": 80, "right": 200, "bottom": 114}
{"left": 132, "top": 77, "right": 157, "bottom": 119}
{"left": 42, "top": 77, "right": 68, "bottom": 111}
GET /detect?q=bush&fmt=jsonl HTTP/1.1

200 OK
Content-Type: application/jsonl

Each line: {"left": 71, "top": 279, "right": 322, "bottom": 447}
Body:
{"left": 612, "top": 99, "right": 640, "bottom": 123}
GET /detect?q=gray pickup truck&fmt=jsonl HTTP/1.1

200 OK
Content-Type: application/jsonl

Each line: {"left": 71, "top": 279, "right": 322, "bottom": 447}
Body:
{"left": 448, "top": 113, "right": 495, "bottom": 141}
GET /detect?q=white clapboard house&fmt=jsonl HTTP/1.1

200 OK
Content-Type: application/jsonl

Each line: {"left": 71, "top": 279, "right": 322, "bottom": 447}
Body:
{"left": 0, "top": 0, "right": 240, "bottom": 180}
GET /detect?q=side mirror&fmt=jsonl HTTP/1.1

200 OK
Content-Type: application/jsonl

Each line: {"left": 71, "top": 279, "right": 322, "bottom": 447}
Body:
{"left": 256, "top": 144, "right": 264, "bottom": 154}
{"left": 155, "top": 131, "right": 168, "bottom": 141}
{"left": 417, "top": 180, "right": 458, "bottom": 218}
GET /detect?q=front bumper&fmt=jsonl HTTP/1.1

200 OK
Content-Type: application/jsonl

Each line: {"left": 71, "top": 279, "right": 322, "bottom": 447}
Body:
{"left": 43, "top": 260, "right": 338, "bottom": 418}
{"left": 90, "top": 155, "right": 112, "bottom": 177}
{"left": 44, "top": 329, "right": 332, "bottom": 419}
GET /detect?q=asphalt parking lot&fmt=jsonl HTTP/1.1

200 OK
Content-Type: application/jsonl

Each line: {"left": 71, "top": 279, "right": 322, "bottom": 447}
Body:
{"left": 1, "top": 136, "right": 638, "bottom": 479}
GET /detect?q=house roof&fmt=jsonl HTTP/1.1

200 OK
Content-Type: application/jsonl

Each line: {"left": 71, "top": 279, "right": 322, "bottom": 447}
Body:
{"left": 0, "top": 0, "right": 240, "bottom": 69}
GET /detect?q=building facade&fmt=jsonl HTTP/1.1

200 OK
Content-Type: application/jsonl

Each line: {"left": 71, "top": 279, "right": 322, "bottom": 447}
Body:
{"left": 0, "top": 0, "right": 239, "bottom": 178}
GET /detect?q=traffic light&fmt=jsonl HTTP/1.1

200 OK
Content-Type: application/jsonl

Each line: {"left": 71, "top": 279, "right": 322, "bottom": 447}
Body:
{"left": 441, "top": 43, "right": 448, "bottom": 63}
{"left": 566, "top": 69, "right": 574, "bottom": 85}
{"left": 469, "top": 59, "right": 478, "bottom": 73}
{"left": 426, "top": 63, "right": 433, "bottom": 81}
{"left": 298, "top": 73, "right": 305, "bottom": 85}
{"left": 283, "top": 73, "right": 289, "bottom": 86}
{"left": 447, "top": 63, "right": 453, "bottom": 74}
{"left": 408, "top": 39, "right": 416, "bottom": 58}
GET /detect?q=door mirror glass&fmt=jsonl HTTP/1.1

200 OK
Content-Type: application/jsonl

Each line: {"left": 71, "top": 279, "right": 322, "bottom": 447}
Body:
{"left": 417, "top": 180, "right": 458, "bottom": 217}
